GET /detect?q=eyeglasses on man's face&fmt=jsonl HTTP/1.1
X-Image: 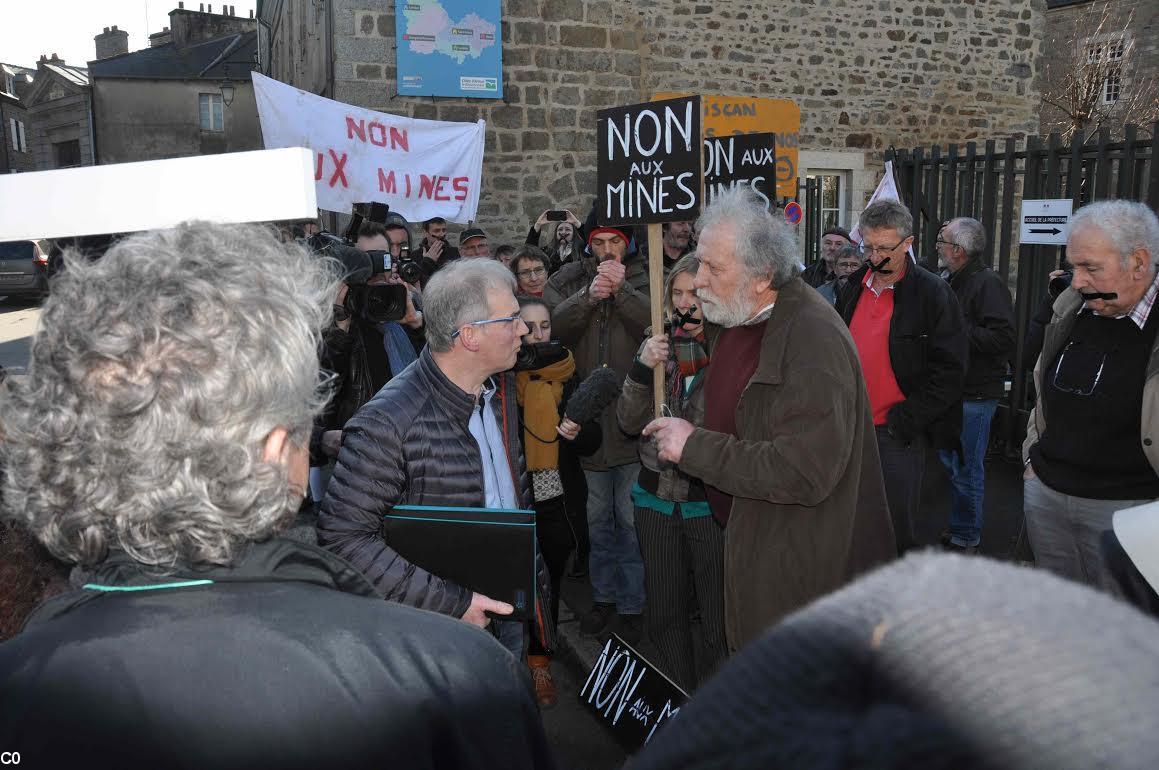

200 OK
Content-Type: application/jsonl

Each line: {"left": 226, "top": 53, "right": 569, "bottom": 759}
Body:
{"left": 451, "top": 313, "right": 524, "bottom": 339}
{"left": 858, "top": 238, "right": 909, "bottom": 257}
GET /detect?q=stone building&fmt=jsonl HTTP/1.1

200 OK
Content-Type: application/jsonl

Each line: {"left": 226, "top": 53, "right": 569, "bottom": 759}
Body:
{"left": 0, "top": 64, "right": 36, "bottom": 173}
{"left": 258, "top": 0, "right": 1045, "bottom": 244}
{"left": 20, "top": 55, "right": 95, "bottom": 171}
{"left": 90, "top": 6, "right": 263, "bottom": 165}
{"left": 1038, "top": 0, "right": 1158, "bottom": 140}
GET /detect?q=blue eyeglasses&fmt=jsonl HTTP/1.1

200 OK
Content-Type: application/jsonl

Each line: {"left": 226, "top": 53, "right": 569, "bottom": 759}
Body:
{"left": 451, "top": 313, "right": 523, "bottom": 339}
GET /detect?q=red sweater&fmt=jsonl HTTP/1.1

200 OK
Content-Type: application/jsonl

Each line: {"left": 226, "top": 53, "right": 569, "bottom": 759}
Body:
{"left": 702, "top": 320, "right": 767, "bottom": 525}
{"left": 849, "top": 283, "right": 906, "bottom": 426}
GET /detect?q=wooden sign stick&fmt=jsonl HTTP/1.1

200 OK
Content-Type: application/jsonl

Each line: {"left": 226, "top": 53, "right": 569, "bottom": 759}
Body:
{"left": 648, "top": 222, "right": 665, "bottom": 418}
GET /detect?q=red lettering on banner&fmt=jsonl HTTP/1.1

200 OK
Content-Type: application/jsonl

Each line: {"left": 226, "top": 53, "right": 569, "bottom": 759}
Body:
{"left": 378, "top": 169, "right": 397, "bottom": 194}
{"left": 433, "top": 176, "right": 451, "bottom": 201}
{"left": 327, "top": 149, "right": 349, "bottom": 188}
{"left": 405, "top": 174, "right": 412, "bottom": 197}
{"left": 419, "top": 174, "right": 436, "bottom": 199}
{"left": 453, "top": 177, "right": 469, "bottom": 201}
{"left": 368, "top": 121, "right": 387, "bottom": 147}
{"left": 390, "top": 127, "right": 409, "bottom": 152}
{"left": 346, "top": 117, "right": 366, "bottom": 142}
{"left": 346, "top": 117, "right": 409, "bottom": 151}
{"left": 315, "top": 152, "right": 324, "bottom": 181}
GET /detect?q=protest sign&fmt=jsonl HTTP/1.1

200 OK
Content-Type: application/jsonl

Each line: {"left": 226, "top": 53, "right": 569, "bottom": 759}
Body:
{"left": 704, "top": 132, "right": 778, "bottom": 209}
{"left": 580, "top": 634, "right": 689, "bottom": 751}
{"left": 597, "top": 95, "right": 703, "bottom": 415}
{"left": 253, "top": 72, "right": 485, "bottom": 222}
{"left": 596, "top": 95, "right": 702, "bottom": 226}
{"left": 656, "top": 93, "right": 799, "bottom": 198}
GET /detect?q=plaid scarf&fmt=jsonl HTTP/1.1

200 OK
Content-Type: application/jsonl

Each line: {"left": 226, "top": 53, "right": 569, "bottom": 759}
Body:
{"left": 666, "top": 327, "right": 710, "bottom": 407}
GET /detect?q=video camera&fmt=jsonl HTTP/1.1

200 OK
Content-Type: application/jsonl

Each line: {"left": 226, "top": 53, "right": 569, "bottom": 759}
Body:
{"left": 300, "top": 202, "right": 420, "bottom": 325}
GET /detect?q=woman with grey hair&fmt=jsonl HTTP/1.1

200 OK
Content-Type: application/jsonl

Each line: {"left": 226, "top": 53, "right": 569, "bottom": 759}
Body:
{"left": 0, "top": 222, "right": 554, "bottom": 769}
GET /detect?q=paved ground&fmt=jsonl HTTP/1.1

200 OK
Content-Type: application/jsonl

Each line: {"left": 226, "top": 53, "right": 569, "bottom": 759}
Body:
{"left": 0, "top": 297, "right": 40, "bottom": 373}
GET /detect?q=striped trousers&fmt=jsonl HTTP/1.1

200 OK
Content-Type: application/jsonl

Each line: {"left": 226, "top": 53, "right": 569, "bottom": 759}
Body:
{"left": 634, "top": 505, "right": 727, "bottom": 693}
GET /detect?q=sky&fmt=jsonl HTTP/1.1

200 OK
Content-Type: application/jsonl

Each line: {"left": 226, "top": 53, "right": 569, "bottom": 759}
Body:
{"left": 0, "top": 0, "right": 258, "bottom": 69}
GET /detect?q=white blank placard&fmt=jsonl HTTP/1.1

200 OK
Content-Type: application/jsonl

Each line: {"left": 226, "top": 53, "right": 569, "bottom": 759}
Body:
{"left": 0, "top": 148, "right": 317, "bottom": 242}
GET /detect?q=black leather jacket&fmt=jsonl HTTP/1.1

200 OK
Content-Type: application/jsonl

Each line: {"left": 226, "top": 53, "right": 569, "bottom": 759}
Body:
{"left": 838, "top": 262, "right": 967, "bottom": 451}
{"left": 0, "top": 538, "right": 555, "bottom": 770}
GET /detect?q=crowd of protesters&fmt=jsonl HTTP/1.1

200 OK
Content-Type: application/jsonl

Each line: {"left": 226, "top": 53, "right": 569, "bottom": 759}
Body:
{"left": 3, "top": 173, "right": 1159, "bottom": 769}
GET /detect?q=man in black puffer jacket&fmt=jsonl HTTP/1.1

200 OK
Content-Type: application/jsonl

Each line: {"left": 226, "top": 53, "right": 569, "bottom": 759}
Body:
{"left": 319, "top": 259, "right": 542, "bottom": 657}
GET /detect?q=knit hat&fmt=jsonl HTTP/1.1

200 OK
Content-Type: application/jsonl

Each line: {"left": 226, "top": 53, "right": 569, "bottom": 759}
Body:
{"left": 633, "top": 552, "right": 1159, "bottom": 770}
{"left": 587, "top": 225, "right": 629, "bottom": 245}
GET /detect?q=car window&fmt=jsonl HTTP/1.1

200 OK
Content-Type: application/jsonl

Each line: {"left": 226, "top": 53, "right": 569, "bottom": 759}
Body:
{"left": 0, "top": 241, "right": 34, "bottom": 260}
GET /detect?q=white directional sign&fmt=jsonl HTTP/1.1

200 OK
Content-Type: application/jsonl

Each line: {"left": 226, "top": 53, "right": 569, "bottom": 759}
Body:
{"left": 1020, "top": 198, "right": 1073, "bottom": 246}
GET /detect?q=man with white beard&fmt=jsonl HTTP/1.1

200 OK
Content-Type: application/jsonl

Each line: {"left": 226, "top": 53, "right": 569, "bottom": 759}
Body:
{"left": 643, "top": 188, "right": 896, "bottom": 651}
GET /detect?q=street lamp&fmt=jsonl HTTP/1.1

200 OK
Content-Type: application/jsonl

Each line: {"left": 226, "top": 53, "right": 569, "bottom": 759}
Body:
{"left": 220, "top": 77, "right": 235, "bottom": 108}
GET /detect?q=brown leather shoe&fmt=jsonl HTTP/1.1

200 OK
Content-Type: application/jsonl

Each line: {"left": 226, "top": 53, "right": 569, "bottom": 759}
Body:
{"left": 527, "top": 655, "right": 557, "bottom": 709}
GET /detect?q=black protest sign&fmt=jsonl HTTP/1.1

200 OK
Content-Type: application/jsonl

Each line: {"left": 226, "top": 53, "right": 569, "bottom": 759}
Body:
{"left": 597, "top": 96, "right": 702, "bottom": 226}
{"left": 579, "top": 634, "right": 689, "bottom": 750}
{"left": 704, "top": 132, "right": 778, "bottom": 209}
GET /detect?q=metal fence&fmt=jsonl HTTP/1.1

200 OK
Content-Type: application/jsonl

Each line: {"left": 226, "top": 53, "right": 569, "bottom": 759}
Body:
{"left": 885, "top": 122, "right": 1159, "bottom": 449}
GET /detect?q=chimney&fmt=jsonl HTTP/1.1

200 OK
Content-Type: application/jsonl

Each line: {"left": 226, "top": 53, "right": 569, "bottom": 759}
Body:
{"left": 249, "top": 9, "right": 254, "bottom": 18}
{"left": 178, "top": 1, "right": 184, "bottom": 7}
{"left": 94, "top": 25, "right": 130, "bottom": 60}
{"left": 149, "top": 26, "right": 172, "bottom": 48}
{"left": 169, "top": 4, "right": 256, "bottom": 48}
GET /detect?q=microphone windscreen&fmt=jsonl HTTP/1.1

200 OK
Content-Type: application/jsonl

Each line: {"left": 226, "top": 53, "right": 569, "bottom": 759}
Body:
{"left": 564, "top": 367, "right": 623, "bottom": 424}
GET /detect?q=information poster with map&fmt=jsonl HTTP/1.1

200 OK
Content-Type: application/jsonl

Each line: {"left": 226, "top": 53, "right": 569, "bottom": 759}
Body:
{"left": 395, "top": 0, "right": 502, "bottom": 98}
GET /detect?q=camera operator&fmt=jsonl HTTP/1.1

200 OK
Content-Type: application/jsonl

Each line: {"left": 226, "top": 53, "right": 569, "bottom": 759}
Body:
{"left": 319, "top": 222, "right": 424, "bottom": 460}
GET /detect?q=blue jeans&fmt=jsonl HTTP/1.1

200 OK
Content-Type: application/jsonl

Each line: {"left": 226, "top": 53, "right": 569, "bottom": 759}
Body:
{"left": 938, "top": 399, "right": 998, "bottom": 547}
{"left": 585, "top": 464, "right": 645, "bottom": 615}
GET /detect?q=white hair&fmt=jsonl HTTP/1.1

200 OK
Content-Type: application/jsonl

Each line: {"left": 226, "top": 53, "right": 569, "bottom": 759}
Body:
{"left": 1070, "top": 200, "right": 1159, "bottom": 270}
{"left": 423, "top": 258, "right": 518, "bottom": 352}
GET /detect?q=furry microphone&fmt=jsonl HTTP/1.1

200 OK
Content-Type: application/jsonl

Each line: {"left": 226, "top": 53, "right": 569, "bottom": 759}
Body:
{"left": 564, "top": 367, "right": 623, "bottom": 425}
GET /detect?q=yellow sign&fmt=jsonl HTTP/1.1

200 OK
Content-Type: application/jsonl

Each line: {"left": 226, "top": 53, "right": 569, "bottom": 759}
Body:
{"left": 654, "top": 93, "right": 800, "bottom": 198}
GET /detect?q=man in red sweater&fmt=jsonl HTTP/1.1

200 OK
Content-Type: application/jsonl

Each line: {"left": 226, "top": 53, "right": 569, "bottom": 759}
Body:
{"left": 643, "top": 188, "right": 894, "bottom": 650}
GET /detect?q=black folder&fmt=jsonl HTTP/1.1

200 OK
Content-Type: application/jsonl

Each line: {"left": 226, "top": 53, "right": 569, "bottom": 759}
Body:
{"left": 381, "top": 505, "right": 537, "bottom": 621}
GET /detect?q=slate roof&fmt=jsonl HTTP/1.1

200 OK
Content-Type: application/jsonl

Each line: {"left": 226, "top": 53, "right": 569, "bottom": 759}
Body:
{"left": 41, "top": 63, "right": 89, "bottom": 87}
{"left": 87, "top": 31, "right": 257, "bottom": 80}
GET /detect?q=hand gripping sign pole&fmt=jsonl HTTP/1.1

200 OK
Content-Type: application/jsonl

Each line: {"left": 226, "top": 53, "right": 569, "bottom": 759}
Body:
{"left": 596, "top": 95, "right": 703, "bottom": 417}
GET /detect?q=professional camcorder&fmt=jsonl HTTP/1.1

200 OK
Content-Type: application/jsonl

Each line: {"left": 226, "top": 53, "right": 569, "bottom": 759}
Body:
{"left": 300, "top": 202, "right": 420, "bottom": 325}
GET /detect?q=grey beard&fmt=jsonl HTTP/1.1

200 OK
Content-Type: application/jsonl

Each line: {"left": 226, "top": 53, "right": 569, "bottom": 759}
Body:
{"left": 697, "top": 288, "right": 752, "bottom": 328}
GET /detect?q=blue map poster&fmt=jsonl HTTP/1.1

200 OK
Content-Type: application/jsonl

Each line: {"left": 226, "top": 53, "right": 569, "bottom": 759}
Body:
{"left": 395, "top": 0, "right": 503, "bottom": 98}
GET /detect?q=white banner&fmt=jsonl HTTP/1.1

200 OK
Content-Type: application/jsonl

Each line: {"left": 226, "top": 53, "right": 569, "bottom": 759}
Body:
{"left": 253, "top": 72, "right": 486, "bottom": 222}
{"left": 850, "top": 159, "right": 914, "bottom": 260}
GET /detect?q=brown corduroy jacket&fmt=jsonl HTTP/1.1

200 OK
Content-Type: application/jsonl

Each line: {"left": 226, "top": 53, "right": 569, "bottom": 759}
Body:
{"left": 679, "top": 277, "right": 897, "bottom": 651}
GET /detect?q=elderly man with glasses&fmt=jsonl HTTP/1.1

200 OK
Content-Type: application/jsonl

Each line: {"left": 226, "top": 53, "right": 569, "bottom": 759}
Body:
{"left": 1023, "top": 200, "right": 1159, "bottom": 595}
{"left": 319, "top": 258, "right": 540, "bottom": 658}
{"left": 837, "top": 199, "right": 967, "bottom": 554}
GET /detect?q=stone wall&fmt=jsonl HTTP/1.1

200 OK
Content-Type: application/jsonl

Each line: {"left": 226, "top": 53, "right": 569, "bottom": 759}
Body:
{"left": 266, "top": 0, "right": 1046, "bottom": 245}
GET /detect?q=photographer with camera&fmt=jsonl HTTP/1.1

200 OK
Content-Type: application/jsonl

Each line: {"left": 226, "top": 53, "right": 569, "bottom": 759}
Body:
{"left": 318, "top": 220, "right": 424, "bottom": 460}
{"left": 527, "top": 209, "right": 584, "bottom": 273}
{"left": 514, "top": 296, "right": 602, "bottom": 707}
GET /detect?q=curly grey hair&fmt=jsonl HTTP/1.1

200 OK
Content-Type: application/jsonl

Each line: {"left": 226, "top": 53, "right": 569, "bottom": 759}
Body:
{"left": 859, "top": 199, "right": 914, "bottom": 240}
{"left": 695, "top": 188, "right": 800, "bottom": 289}
{"left": 424, "top": 258, "right": 518, "bottom": 352}
{"left": 1070, "top": 200, "right": 1159, "bottom": 271}
{"left": 0, "top": 222, "right": 339, "bottom": 569}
